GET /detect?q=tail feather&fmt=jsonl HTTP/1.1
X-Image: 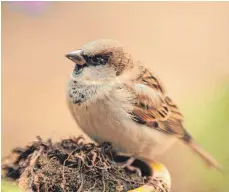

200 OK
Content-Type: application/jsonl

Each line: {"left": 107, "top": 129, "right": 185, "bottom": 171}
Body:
{"left": 181, "top": 129, "right": 221, "bottom": 171}
{"left": 187, "top": 140, "right": 221, "bottom": 171}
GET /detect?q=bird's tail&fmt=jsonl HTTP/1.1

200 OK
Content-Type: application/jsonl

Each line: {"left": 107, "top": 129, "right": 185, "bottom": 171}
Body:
{"left": 182, "top": 131, "right": 221, "bottom": 171}
{"left": 188, "top": 140, "right": 221, "bottom": 170}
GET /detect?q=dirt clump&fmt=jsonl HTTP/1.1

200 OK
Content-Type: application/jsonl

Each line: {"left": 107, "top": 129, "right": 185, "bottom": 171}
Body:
{"left": 2, "top": 136, "right": 147, "bottom": 192}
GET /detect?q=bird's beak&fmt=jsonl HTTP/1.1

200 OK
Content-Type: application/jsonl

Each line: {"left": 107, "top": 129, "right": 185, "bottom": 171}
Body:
{"left": 65, "top": 50, "right": 86, "bottom": 65}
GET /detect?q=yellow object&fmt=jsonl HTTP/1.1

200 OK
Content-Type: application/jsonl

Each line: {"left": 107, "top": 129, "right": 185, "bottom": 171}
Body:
{"left": 1, "top": 180, "right": 23, "bottom": 192}
{"left": 128, "top": 161, "right": 171, "bottom": 192}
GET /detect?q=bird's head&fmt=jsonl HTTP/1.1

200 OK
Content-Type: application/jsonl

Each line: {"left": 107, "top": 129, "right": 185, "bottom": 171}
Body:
{"left": 66, "top": 39, "right": 134, "bottom": 83}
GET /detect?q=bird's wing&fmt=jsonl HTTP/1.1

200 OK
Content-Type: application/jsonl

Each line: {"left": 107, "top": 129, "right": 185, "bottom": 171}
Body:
{"left": 126, "top": 67, "right": 221, "bottom": 170}
{"left": 129, "top": 67, "right": 187, "bottom": 138}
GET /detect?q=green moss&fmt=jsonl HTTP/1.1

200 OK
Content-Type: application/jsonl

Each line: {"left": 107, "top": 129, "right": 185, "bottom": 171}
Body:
{"left": 182, "top": 83, "right": 229, "bottom": 191}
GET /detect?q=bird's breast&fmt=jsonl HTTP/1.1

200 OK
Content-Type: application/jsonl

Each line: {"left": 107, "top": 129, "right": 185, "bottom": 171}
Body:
{"left": 68, "top": 81, "right": 177, "bottom": 159}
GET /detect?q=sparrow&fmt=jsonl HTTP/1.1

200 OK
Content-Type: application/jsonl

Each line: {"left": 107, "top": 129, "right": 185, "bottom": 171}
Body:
{"left": 66, "top": 39, "right": 220, "bottom": 171}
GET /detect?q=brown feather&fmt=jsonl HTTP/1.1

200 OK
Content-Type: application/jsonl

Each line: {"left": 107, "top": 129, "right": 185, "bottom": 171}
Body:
{"left": 130, "top": 66, "right": 185, "bottom": 137}
{"left": 186, "top": 140, "right": 221, "bottom": 171}
{"left": 129, "top": 66, "right": 221, "bottom": 170}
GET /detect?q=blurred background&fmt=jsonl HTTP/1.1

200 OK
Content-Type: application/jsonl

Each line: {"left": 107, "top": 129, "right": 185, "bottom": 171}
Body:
{"left": 2, "top": 2, "right": 229, "bottom": 192}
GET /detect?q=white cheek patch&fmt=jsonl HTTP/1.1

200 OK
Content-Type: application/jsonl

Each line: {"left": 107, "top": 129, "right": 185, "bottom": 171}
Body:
{"left": 84, "top": 66, "right": 116, "bottom": 81}
{"left": 70, "top": 66, "right": 117, "bottom": 86}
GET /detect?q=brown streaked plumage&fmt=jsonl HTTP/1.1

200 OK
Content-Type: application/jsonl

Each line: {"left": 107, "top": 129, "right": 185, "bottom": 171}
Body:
{"left": 66, "top": 39, "right": 221, "bottom": 172}
{"left": 130, "top": 67, "right": 185, "bottom": 136}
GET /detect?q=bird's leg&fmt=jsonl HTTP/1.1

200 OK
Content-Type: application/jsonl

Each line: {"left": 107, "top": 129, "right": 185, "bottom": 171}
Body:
{"left": 125, "top": 164, "right": 142, "bottom": 177}
{"left": 117, "top": 157, "right": 142, "bottom": 177}
{"left": 118, "top": 156, "right": 135, "bottom": 168}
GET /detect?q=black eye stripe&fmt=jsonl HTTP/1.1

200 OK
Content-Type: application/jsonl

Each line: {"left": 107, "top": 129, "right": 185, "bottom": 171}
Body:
{"left": 82, "top": 54, "right": 109, "bottom": 66}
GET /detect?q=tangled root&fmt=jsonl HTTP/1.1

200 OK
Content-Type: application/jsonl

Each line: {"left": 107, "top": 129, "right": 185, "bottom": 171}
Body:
{"left": 2, "top": 136, "right": 147, "bottom": 192}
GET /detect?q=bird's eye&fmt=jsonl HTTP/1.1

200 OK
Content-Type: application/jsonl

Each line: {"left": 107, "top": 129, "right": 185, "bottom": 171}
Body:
{"left": 89, "top": 56, "right": 107, "bottom": 66}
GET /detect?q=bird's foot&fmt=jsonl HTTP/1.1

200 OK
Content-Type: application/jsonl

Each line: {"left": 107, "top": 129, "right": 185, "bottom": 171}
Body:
{"left": 125, "top": 164, "right": 142, "bottom": 177}
{"left": 116, "top": 157, "right": 142, "bottom": 177}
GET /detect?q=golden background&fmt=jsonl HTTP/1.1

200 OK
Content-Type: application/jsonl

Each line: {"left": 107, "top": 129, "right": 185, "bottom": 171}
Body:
{"left": 2, "top": 2, "right": 229, "bottom": 191}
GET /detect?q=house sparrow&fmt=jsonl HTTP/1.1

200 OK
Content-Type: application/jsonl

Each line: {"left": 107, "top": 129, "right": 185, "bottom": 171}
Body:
{"left": 66, "top": 39, "right": 220, "bottom": 171}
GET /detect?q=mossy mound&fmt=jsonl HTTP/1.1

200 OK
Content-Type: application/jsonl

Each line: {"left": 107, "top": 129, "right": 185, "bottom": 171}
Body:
{"left": 2, "top": 136, "right": 148, "bottom": 192}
